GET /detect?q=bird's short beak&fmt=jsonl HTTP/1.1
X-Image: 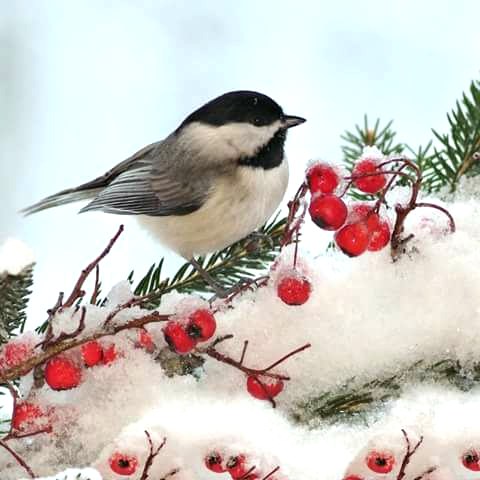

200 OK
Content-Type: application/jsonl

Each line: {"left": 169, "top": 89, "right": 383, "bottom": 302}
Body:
{"left": 282, "top": 115, "right": 307, "bottom": 129}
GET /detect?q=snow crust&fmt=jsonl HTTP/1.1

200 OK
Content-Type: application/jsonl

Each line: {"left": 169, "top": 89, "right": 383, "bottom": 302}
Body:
{"left": 2, "top": 188, "right": 480, "bottom": 479}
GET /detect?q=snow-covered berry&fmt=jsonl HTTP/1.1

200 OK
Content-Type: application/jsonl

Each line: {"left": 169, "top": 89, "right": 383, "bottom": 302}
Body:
{"left": 343, "top": 476, "right": 364, "bottom": 480}
{"left": 81, "top": 341, "right": 103, "bottom": 367}
{"left": 137, "top": 329, "right": 155, "bottom": 353}
{"left": 246, "top": 375, "right": 284, "bottom": 401}
{"left": 277, "top": 275, "right": 311, "bottom": 306}
{"left": 227, "top": 455, "right": 247, "bottom": 479}
{"left": 365, "top": 450, "right": 395, "bottom": 474}
{"left": 187, "top": 309, "right": 217, "bottom": 342}
{"left": 462, "top": 449, "right": 480, "bottom": 471}
{"left": 102, "top": 343, "right": 118, "bottom": 365}
{"left": 350, "top": 204, "right": 391, "bottom": 251}
{"left": 334, "top": 222, "right": 370, "bottom": 257}
{"left": 109, "top": 452, "right": 139, "bottom": 476}
{"left": 306, "top": 163, "right": 340, "bottom": 194}
{"left": 12, "top": 402, "right": 49, "bottom": 433}
{"left": 353, "top": 159, "right": 387, "bottom": 194}
{"left": 44, "top": 356, "right": 82, "bottom": 390}
{"left": 205, "top": 451, "right": 227, "bottom": 473}
{"left": 163, "top": 321, "right": 197, "bottom": 354}
{"left": 1, "top": 340, "right": 33, "bottom": 368}
{"left": 309, "top": 194, "right": 347, "bottom": 231}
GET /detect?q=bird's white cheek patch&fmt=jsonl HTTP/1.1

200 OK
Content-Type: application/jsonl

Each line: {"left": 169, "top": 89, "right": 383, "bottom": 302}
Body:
{"left": 181, "top": 121, "right": 282, "bottom": 161}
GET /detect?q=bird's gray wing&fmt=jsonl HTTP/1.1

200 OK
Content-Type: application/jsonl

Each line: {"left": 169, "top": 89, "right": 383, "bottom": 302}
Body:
{"left": 80, "top": 138, "right": 211, "bottom": 216}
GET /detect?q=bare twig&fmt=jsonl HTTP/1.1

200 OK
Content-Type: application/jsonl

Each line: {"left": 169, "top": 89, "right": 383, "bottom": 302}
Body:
{"left": 140, "top": 431, "right": 167, "bottom": 480}
{"left": 63, "top": 224, "right": 124, "bottom": 307}
{"left": 396, "top": 430, "right": 425, "bottom": 480}
{"left": 90, "top": 264, "right": 101, "bottom": 305}
{"left": 0, "top": 440, "right": 35, "bottom": 478}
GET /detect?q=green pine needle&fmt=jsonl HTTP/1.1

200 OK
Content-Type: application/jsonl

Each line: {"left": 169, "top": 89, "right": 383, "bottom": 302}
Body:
{"left": 0, "top": 264, "right": 34, "bottom": 344}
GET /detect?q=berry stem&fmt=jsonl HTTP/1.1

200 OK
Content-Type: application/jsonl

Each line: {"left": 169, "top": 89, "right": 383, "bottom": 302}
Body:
{"left": 0, "top": 440, "right": 36, "bottom": 478}
{"left": 139, "top": 431, "right": 168, "bottom": 480}
{"left": 396, "top": 430, "right": 426, "bottom": 480}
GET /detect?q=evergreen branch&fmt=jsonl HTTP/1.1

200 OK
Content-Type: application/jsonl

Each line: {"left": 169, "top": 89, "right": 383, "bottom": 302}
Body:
{"left": 291, "top": 358, "right": 480, "bottom": 425}
{"left": 421, "top": 79, "right": 480, "bottom": 192}
{"left": 132, "top": 215, "right": 287, "bottom": 306}
{"left": 0, "top": 264, "right": 34, "bottom": 344}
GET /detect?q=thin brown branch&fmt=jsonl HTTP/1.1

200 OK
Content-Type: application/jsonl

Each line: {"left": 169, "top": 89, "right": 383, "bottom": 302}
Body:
{"left": 90, "top": 264, "right": 101, "bottom": 305}
{"left": 140, "top": 431, "right": 167, "bottom": 480}
{"left": 197, "top": 341, "right": 311, "bottom": 391}
{"left": 262, "top": 466, "right": 280, "bottom": 480}
{"left": 63, "top": 224, "right": 124, "bottom": 307}
{"left": 396, "top": 430, "right": 424, "bottom": 480}
{"left": 0, "top": 440, "right": 35, "bottom": 478}
{"left": 0, "top": 310, "right": 169, "bottom": 383}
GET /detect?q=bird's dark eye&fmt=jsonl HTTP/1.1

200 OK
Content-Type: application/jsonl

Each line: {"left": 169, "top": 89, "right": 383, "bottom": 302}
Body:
{"left": 253, "top": 117, "right": 261, "bottom": 126}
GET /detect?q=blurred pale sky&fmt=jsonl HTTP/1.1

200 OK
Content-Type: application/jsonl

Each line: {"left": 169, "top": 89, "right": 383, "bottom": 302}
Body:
{"left": 1, "top": 0, "right": 479, "bottom": 326}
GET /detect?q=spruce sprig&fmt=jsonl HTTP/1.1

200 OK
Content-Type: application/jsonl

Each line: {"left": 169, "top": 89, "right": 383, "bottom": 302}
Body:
{"left": 0, "top": 264, "right": 34, "bottom": 344}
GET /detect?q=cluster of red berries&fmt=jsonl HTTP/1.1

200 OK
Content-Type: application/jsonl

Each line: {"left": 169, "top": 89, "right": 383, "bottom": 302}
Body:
{"left": 4, "top": 328, "right": 154, "bottom": 393}
{"left": 344, "top": 447, "right": 480, "bottom": 479}
{"left": 307, "top": 159, "right": 391, "bottom": 257}
{"left": 162, "top": 308, "right": 216, "bottom": 354}
{"left": 205, "top": 451, "right": 278, "bottom": 480}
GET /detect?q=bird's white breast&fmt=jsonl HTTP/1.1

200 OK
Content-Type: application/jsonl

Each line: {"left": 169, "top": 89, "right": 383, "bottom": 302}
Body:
{"left": 138, "top": 160, "right": 289, "bottom": 259}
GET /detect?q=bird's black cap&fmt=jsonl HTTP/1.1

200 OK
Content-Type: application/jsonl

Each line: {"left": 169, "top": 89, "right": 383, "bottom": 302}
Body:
{"left": 179, "top": 90, "right": 285, "bottom": 129}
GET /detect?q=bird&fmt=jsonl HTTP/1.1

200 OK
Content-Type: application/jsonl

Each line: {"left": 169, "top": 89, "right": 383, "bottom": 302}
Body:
{"left": 22, "top": 90, "right": 306, "bottom": 296}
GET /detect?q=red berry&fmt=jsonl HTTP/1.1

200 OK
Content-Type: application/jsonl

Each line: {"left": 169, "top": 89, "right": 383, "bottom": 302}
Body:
{"left": 343, "top": 476, "right": 364, "bottom": 480}
{"left": 2, "top": 341, "right": 33, "bottom": 367}
{"left": 81, "top": 341, "right": 103, "bottom": 367}
{"left": 368, "top": 218, "right": 391, "bottom": 251}
{"left": 353, "top": 159, "right": 387, "bottom": 194}
{"left": 137, "top": 329, "right": 155, "bottom": 353}
{"left": 227, "top": 455, "right": 247, "bottom": 479}
{"left": 365, "top": 450, "right": 395, "bottom": 474}
{"left": 109, "top": 452, "right": 139, "bottom": 476}
{"left": 277, "top": 276, "right": 311, "bottom": 306}
{"left": 12, "top": 402, "right": 48, "bottom": 432}
{"left": 102, "top": 344, "right": 117, "bottom": 365}
{"left": 335, "top": 222, "right": 370, "bottom": 257}
{"left": 462, "top": 449, "right": 480, "bottom": 471}
{"left": 309, "top": 194, "right": 347, "bottom": 231}
{"left": 163, "top": 321, "right": 197, "bottom": 354}
{"left": 205, "top": 452, "right": 227, "bottom": 473}
{"left": 187, "top": 309, "right": 216, "bottom": 342}
{"left": 246, "top": 375, "right": 284, "bottom": 400}
{"left": 350, "top": 204, "right": 391, "bottom": 251}
{"left": 306, "top": 163, "right": 340, "bottom": 194}
{"left": 44, "top": 356, "right": 82, "bottom": 390}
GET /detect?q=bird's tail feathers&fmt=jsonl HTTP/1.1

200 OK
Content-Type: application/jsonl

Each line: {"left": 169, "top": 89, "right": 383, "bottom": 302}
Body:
{"left": 20, "top": 186, "right": 103, "bottom": 216}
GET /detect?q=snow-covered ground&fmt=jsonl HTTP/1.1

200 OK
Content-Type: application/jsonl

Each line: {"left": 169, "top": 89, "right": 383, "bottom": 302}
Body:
{"left": 3, "top": 181, "right": 480, "bottom": 479}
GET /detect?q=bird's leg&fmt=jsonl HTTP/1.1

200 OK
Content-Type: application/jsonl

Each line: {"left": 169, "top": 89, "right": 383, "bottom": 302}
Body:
{"left": 245, "top": 231, "right": 274, "bottom": 251}
{"left": 189, "top": 257, "right": 229, "bottom": 298}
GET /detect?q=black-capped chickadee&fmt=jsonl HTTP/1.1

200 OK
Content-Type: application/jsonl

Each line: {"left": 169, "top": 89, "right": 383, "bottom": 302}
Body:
{"left": 23, "top": 90, "right": 306, "bottom": 295}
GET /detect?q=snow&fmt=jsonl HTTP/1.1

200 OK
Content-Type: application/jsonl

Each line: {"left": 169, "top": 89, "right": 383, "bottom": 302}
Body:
{"left": 0, "top": 238, "right": 34, "bottom": 276}
{"left": 2, "top": 186, "right": 480, "bottom": 479}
